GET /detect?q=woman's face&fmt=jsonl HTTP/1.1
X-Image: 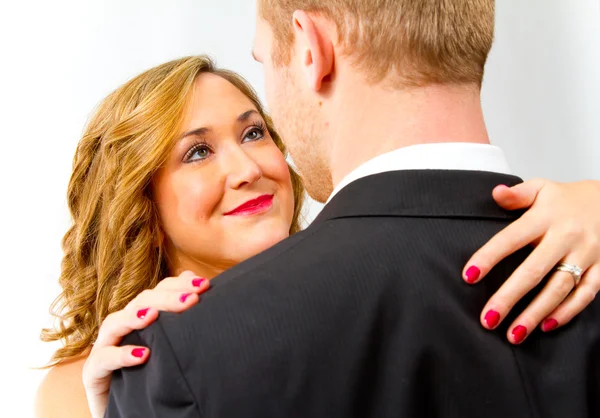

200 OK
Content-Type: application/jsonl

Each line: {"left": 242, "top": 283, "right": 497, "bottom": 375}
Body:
{"left": 152, "top": 73, "right": 295, "bottom": 278}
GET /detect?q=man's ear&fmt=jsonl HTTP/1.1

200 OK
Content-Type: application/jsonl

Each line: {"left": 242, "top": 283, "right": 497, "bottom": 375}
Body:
{"left": 292, "top": 10, "right": 334, "bottom": 92}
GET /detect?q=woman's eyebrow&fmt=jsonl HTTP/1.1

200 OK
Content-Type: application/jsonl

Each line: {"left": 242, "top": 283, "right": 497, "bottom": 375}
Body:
{"left": 179, "top": 110, "right": 258, "bottom": 140}
{"left": 180, "top": 126, "right": 211, "bottom": 140}
{"left": 237, "top": 109, "right": 258, "bottom": 122}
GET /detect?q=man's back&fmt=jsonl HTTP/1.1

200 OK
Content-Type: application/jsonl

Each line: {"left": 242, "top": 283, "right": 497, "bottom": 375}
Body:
{"left": 107, "top": 170, "right": 600, "bottom": 418}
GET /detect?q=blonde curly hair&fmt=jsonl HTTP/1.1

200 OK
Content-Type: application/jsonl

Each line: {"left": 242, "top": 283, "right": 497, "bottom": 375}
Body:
{"left": 41, "top": 56, "right": 305, "bottom": 365}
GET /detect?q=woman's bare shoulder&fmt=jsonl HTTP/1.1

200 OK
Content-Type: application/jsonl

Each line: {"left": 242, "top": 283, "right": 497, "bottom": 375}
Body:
{"left": 35, "top": 355, "right": 90, "bottom": 418}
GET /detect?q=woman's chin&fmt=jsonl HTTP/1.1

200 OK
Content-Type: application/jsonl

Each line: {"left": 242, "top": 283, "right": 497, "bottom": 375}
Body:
{"left": 234, "top": 224, "right": 290, "bottom": 261}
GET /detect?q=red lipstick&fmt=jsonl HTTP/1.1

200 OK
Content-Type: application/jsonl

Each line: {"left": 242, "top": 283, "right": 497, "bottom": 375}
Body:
{"left": 224, "top": 194, "right": 274, "bottom": 216}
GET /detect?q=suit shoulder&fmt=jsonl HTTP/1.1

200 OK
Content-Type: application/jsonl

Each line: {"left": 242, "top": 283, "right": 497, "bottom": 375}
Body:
{"left": 216, "top": 218, "right": 396, "bottom": 280}
{"left": 151, "top": 216, "right": 464, "bottom": 337}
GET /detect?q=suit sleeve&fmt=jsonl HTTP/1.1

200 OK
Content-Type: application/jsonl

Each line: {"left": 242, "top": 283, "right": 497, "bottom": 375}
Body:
{"left": 104, "top": 322, "right": 201, "bottom": 418}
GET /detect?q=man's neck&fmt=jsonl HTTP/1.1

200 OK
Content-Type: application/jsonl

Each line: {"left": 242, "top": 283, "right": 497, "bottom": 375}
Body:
{"left": 328, "top": 82, "right": 490, "bottom": 187}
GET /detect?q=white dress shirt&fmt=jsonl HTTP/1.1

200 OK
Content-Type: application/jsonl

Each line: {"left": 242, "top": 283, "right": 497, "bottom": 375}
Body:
{"left": 327, "top": 143, "right": 512, "bottom": 203}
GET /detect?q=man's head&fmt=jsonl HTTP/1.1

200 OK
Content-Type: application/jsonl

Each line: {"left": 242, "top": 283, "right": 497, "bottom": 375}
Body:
{"left": 253, "top": 0, "right": 495, "bottom": 201}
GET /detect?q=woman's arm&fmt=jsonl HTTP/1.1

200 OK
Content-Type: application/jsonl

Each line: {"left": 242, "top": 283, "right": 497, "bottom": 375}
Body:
{"left": 35, "top": 270, "right": 210, "bottom": 418}
{"left": 83, "top": 270, "right": 210, "bottom": 418}
{"left": 35, "top": 356, "right": 91, "bottom": 418}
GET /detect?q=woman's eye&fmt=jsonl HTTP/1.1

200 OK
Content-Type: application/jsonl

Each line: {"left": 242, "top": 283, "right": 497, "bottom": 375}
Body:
{"left": 243, "top": 127, "right": 265, "bottom": 143}
{"left": 186, "top": 145, "right": 212, "bottom": 162}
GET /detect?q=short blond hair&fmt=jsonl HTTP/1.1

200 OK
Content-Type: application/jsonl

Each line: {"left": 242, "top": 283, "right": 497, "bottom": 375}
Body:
{"left": 259, "top": 0, "right": 495, "bottom": 87}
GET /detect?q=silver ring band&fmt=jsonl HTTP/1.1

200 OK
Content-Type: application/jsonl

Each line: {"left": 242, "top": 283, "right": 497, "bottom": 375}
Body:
{"left": 555, "top": 263, "right": 584, "bottom": 286}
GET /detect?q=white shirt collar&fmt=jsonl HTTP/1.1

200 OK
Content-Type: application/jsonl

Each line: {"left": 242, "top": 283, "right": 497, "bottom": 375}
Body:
{"left": 327, "top": 143, "right": 512, "bottom": 203}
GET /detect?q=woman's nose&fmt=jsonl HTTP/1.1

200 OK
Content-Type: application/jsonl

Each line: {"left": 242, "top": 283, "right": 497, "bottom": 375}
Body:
{"left": 224, "top": 148, "right": 263, "bottom": 190}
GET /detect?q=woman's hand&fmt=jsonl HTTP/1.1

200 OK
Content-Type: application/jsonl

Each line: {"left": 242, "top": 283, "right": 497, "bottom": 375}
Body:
{"left": 464, "top": 179, "right": 600, "bottom": 344}
{"left": 82, "top": 271, "right": 210, "bottom": 418}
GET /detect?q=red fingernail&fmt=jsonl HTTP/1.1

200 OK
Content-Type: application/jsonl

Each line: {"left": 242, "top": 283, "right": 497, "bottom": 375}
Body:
{"left": 484, "top": 310, "right": 500, "bottom": 328}
{"left": 137, "top": 308, "right": 149, "bottom": 319}
{"left": 180, "top": 293, "right": 192, "bottom": 303}
{"left": 132, "top": 348, "right": 145, "bottom": 358}
{"left": 192, "top": 278, "right": 206, "bottom": 287}
{"left": 465, "top": 266, "right": 481, "bottom": 284}
{"left": 542, "top": 318, "right": 558, "bottom": 332}
{"left": 512, "top": 325, "right": 528, "bottom": 344}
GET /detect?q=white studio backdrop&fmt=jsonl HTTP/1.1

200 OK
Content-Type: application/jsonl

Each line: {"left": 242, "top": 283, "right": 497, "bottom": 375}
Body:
{"left": 0, "top": 1, "right": 597, "bottom": 416}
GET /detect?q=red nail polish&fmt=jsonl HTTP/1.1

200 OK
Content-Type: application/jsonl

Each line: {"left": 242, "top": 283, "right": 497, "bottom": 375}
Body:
{"left": 137, "top": 308, "right": 149, "bottom": 319}
{"left": 192, "top": 278, "right": 206, "bottom": 287}
{"left": 465, "top": 266, "right": 481, "bottom": 284}
{"left": 484, "top": 310, "right": 500, "bottom": 328}
{"left": 180, "top": 293, "right": 191, "bottom": 303}
{"left": 542, "top": 318, "right": 558, "bottom": 332}
{"left": 512, "top": 325, "right": 528, "bottom": 344}
{"left": 132, "top": 348, "right": 145, "bottom": 358}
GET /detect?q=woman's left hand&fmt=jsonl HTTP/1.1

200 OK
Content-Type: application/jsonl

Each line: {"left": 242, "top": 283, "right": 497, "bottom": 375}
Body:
{"left": 464, "top": 179, "right": 600, "bottom": 344}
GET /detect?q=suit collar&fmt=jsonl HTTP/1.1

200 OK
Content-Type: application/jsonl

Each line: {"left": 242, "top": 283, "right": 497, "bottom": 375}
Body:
{"left": 327, "top": 143, "right": 512, "bottom": 203}
{"left": 313, "top": 170, "right": 524, "bottom": 225}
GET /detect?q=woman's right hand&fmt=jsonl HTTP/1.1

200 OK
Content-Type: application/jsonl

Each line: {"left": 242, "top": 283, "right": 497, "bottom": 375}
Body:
{"left": 82, "top": 271, "right": 210, "bottom": 418}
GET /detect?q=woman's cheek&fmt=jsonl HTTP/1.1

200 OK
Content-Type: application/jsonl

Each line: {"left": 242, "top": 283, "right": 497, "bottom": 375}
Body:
{"left": 172, "top": 170, "right": 221, "bottom": 226}
{"left": 260, "top": 144, "right": 295, "bottom": 223}
{"left": 260, "top": 143, "right": 293, "bottom": 185}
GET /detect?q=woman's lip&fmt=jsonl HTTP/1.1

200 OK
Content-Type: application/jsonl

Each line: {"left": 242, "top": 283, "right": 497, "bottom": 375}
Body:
{"left": 224, "top": 194, "right": 274, "bottom": 216}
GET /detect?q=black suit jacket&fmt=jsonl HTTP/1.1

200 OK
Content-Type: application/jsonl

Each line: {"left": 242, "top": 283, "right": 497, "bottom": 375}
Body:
{"left": 106, "top": 170, "right": 600, "bottom": 418}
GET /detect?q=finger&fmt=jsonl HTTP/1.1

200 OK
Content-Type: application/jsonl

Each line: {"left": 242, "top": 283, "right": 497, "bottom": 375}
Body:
{"left": 126, "top": 289, "right": 201, "bottom": 315}
{"left": 154, "top": 271, "right": 209, "bottom": 292}
{"left": 93, "top": 307, "right": 160, "bottom": 349}
{"left": 177, "top": 270, "right": 203, "bottom": 284}
{"left": 541, "top": 263, "right": 600, "bottom": 331}
{"left": 84, "top": 345, "right": 150, "bottom": 384}
{"left": 492, "top": 178, "right": 547, "bottom": 211}
{"left": 96, "top": 288, "right": 201, "bottom": 349}
{"left": 464, "top": 210, "right": 547, "bottom": 284}
{"left": 177, "top": 270, "right": 211, "bottom": 293}
{"left": 479, "top": 235, "right": 571, "bottom": 330}
{"left": 154, "top": 275, "right": 210, "bottom": 293}
{"left": 504, "top": 269, "right": 576, "bottom": 344}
